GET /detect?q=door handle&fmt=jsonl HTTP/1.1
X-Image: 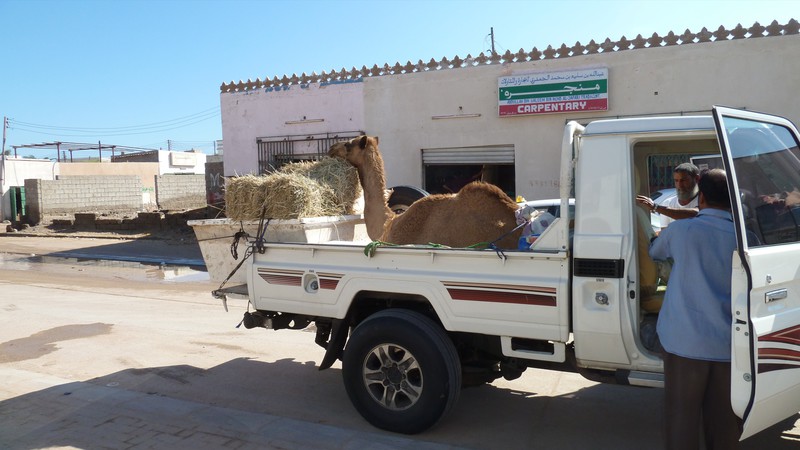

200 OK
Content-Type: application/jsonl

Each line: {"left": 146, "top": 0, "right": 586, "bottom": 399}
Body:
{"left": 765, "top": 288, "right": 788, "bottom": 303}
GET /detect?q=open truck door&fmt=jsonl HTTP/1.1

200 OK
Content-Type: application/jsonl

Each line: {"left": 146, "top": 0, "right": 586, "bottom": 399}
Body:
{"left": 713, "top": 106, "right": 800, "bottom": 439}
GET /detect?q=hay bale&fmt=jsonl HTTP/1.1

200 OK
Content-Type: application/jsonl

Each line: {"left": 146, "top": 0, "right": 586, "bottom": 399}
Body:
{"left": 224, "top": 174, "right": 266, "bottom": 221}
{"left": 225, "top": 157, "right": 361, "bottom": 220}
{"left": 282, "top": 157, "right": 362, "bottom": 214}
{"left": 262, "top": 172, "right": 328, "bottom": 219}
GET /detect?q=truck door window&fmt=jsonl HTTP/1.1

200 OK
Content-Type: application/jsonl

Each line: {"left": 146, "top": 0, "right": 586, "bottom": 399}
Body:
{"left": 727, "top": 118, "right": 800, "bottom": 246}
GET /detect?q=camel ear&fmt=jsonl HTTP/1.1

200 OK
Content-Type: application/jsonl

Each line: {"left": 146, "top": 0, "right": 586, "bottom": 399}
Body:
{"left": 374, "top": 136, "right": 379, "bottom": 145}
{"left": 359, "top": 135, "right": 368, "bottom": 149}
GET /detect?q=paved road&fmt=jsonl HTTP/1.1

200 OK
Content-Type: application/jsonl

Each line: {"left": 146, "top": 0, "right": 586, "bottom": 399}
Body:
{"left": 0, "top": 236, "right": 798, "bottom": 449}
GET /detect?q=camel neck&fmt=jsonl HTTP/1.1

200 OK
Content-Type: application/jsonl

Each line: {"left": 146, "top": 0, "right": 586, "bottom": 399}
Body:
{"left": 356, "top": 154, "right": 394, "bottom": 240}
{"left": 357, "top": 166, "right": 386, "bottom": 199}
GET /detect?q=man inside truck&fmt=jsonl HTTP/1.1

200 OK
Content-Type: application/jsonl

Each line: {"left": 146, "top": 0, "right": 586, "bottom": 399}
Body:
{"left": 636, "top": 162, "right": 701, "bottom": 228}
{"left": 648, "top": 169, "right": 741, "bottom": 450}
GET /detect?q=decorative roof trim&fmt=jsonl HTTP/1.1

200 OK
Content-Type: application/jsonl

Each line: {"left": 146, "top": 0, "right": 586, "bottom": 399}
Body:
{"left": 221, "top": 19, "right": 798, "bottom": 94}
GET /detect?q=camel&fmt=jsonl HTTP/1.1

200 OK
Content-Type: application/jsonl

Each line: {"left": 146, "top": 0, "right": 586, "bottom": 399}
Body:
{"left": 330, "top": 136, "right": 522, "bottom": 249}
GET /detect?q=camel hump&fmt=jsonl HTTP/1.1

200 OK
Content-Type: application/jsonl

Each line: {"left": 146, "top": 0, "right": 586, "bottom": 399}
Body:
{"left": 458, "top": 182, "right": 517, "bottom": 206}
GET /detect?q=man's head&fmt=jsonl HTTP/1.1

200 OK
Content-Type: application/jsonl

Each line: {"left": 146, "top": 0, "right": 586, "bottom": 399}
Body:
{"left": 673, "top": 162, "right": 700, "bottom": 204}
{"left": 698, "top": 168, "right": 731, "bottom": 210}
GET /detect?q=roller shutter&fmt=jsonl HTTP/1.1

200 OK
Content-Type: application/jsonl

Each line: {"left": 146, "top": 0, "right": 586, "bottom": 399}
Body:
{"left": 422, "top": 145, "right": 515, "bottom": 165}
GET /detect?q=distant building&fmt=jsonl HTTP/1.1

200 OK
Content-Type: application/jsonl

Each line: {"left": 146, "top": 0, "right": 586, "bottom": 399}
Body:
{"left": 1, "top": 149, "right": 209, "bottom": 221}
{"left": 112, "top": 149, "right": 207, "bottom": 175}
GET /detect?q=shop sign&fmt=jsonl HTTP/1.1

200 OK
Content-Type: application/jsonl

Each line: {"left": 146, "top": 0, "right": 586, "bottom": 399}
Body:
{"left": 499, "top": 68, "right": 608, "bottom": 116}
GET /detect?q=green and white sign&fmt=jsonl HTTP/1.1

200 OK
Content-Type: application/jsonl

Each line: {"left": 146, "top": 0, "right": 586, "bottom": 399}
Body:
{"left": 499, "top": 68, "right": 609, "bottom": 116}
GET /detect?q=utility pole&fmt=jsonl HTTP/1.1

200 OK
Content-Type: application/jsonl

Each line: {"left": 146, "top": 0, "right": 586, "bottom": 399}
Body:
{"left": 1, "top": 116, "right": 6, "bottom": 160}
{"left": 489, "top": 27, "right": 496, "bottom": 55}
{"left": 1, "top": 117, "right": 6, "bottom": 154}
{"left": 1, "top": 116, "right": 7, "bottom": 221}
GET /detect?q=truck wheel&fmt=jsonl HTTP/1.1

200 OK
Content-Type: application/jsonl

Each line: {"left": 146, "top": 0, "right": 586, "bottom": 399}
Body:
{"left": 387, "top": 185, "right": 429, "bottom": 214}
{"left": 342, "top": 309, "right": 461, "bottom": 434}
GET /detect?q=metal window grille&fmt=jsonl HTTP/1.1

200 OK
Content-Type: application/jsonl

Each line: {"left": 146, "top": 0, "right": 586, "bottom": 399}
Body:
{"left": 257, "top": 131, "right": 363, "bottom": 174}
{"left": 647, "top": 154, "right": 693, "bottom": 192}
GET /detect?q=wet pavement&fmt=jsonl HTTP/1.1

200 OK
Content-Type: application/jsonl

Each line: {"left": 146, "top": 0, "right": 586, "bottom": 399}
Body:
{"left": 0, "top": 233, "right": 208, "bottom": 286}
{"left": 0, "top": 233, "right": 205, "bottom": 267}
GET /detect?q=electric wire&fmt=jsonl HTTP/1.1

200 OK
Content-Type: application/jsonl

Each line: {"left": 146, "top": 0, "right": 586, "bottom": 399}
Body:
{"left": 9, "top": 111, "right": 220, "bottom": 138}
{"left": 9, "top": 106, "right": 220, "bottom": 132}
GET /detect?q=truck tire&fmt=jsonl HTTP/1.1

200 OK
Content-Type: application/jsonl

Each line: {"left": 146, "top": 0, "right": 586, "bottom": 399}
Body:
{"left": 342, "top": 309, "right": 461, "bottom": 434}
{"left": 387, "top": 185, "right": 429, "bottom": 214}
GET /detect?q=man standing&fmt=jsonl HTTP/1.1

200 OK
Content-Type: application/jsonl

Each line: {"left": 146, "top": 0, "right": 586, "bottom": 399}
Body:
{"left": 637, "top": 162, "right": 701, "bottom": 227}
{"left": 649, "top": 168, "right": 740, "bottom": 450}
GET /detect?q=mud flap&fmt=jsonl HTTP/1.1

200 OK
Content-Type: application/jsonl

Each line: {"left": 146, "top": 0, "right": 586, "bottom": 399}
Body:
{"left": 319, "top": 319, "right": 349, "bottom": 370}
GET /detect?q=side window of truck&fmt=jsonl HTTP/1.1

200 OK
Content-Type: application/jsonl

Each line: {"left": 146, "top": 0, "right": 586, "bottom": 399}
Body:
{"left": 728, "top": 120, "right": 800, "bottom": 247}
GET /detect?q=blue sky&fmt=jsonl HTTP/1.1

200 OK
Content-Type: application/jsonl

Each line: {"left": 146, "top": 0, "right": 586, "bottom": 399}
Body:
{"left": 1, "top": 0, "right": 796, "bottom": 157}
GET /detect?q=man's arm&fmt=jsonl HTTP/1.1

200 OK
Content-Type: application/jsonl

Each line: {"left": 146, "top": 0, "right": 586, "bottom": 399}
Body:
{"left": 654, "top": 204, "right": 698, "bottom": 220}
{"left": 635, "top": 195, "right": 698, "bottom": 220}
{"left": 648, "top": 227, "right": 672, "bottom": 261}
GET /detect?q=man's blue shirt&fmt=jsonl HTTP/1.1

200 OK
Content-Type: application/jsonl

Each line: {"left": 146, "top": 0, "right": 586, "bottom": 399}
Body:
{"left": 649, "top": 208, "right": 737, "bottom": 361}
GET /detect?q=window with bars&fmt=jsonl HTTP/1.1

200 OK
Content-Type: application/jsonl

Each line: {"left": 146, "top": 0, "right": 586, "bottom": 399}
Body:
{"left": 256, "top": 131, "right": 363, "bottom": 174}
{"left": 646, "top": 153, "right": 694, "bottom": 192}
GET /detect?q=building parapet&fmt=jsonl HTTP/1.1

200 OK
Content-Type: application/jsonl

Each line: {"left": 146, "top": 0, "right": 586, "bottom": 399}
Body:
{"left": 220, "top": 19, "right": 798, "bottom": 94}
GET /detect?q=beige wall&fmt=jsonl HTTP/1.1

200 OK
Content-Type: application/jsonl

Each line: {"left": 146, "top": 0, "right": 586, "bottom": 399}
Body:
{"left": 364, "top": 34, "right": 800, "bottom": 201}
{"left": 59, "top": 162, "right": 159, "bottom": 206}
{"left": 219, "top": 29, "right": 799, "bottom": 201}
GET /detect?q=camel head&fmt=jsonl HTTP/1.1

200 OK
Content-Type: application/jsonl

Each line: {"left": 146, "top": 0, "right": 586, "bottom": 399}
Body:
{"left": 328, "top": 136, "right": 380, "bottom": 167}
{"left": 330, "top": 135, "right": 380, "bottom": 168}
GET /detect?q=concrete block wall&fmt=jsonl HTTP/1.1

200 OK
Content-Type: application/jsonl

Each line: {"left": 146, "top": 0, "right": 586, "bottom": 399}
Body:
{"left": 155, "top": 174, "right": 206, "bottom": 211}
{"left": 24, "top": 176, "right": 143, "bottom": 224}
{"left": 50, "top": 209, "right": 210, "bottom": 232}
{"left": 24, "top": 179, "right": 43, "bottom": 224}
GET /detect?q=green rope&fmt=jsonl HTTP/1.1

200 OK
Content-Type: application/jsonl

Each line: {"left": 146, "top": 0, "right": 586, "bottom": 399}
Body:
{"left": 363, "top": 241, "right": 393, "bottom": 257}
{"left": 363, "top": 240, "right": 455, "bottom": 257}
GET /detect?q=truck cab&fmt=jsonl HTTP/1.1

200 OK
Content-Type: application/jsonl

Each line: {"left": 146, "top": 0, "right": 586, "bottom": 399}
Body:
{"left": 572, "top": 115, "right": 720, "bottom": 378}
{"left": 571, "top": 107, "right": 800, "bottom": 439}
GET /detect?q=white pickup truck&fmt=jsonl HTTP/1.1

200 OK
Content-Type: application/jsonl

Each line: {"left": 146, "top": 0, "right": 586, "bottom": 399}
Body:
{"left": 219, "top": 107, "right": 800, "bottom": 437}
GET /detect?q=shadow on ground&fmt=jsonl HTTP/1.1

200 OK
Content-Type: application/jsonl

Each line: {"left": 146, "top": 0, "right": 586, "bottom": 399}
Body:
{"left": 1, "top": 357, "right": 797, "bottom": 449}
{"left": 44, "top": 237, "right": 205, "bottom": 267}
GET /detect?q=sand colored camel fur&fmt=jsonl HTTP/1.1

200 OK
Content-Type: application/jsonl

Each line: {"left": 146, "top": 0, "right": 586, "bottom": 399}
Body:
{"left": 330, "top": 136, "right": 522, "bottom": 249}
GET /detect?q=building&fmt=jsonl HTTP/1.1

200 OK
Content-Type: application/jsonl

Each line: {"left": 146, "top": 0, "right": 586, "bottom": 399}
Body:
{"left": 111, "top": 149, "right": 207, "bottom": 175}
{"left": 1, "top": 149, "right": 208, "bottom": 221}
{"left": 219, "top": 19, "right": 800, "bottom": 200}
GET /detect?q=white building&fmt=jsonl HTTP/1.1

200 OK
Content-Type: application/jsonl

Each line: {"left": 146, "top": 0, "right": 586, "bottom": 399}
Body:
{"left": 221, "top": 20, "right": 799, "bottom": 201}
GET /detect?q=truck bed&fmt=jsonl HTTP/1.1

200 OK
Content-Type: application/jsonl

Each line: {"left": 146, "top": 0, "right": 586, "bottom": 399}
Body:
{"left": 247, "top": 239, "right": 571, "bottom": 345}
